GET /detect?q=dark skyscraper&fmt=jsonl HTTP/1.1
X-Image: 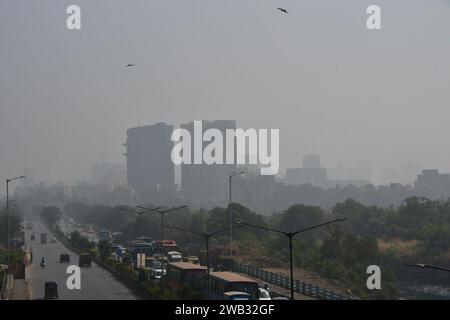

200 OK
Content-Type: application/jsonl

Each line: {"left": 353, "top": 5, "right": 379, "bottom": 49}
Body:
{"left": 125, "top": 122, "right": 174, "bottom": 188}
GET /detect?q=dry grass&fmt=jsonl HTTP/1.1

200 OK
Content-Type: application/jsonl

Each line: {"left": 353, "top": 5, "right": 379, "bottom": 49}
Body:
{"left": 264, "top": 267, "right": 351, "bottom": 295}
{"left": 377, "top": 238, "right": 420, "bottom": 257}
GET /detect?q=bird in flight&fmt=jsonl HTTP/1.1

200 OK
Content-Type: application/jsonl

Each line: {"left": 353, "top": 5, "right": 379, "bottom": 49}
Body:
{"left": 277, "top": 8, "right": 288, "bottom": 14}
{"left": 126, "top": 64, "right": 136, "bottom": 68}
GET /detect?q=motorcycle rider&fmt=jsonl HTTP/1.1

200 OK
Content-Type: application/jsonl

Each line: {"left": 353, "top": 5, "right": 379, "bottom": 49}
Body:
{"left": 40, "top": 257, "right": 46, "bottom": 267}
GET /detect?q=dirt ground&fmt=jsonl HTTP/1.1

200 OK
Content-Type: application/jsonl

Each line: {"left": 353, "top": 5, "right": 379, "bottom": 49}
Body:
{"left": 264, "top": 267, "right": 352, "bottom": 295}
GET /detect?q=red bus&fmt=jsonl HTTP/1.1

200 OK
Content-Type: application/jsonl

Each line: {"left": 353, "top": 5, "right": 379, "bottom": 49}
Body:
{"left": 152, "top": 240, "right": 178, "bottom": 254}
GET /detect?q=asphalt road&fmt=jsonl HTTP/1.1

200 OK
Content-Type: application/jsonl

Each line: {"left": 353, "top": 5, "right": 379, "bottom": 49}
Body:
{"left": 25, "top": 219, "right": 139, "bottom": 300}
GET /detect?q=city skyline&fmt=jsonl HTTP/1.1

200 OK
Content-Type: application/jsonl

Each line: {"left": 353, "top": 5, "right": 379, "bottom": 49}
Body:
{"left": 2, "top": 1, "right": 450, "bottom": 187}
{"left": 3, "top": 0, "right": 450, "bottom": 305}
{"left": 7, "top": 120, "right": 430, "bottom": 192}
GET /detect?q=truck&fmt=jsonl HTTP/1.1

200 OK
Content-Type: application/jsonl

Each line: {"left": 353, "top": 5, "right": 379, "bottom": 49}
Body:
{"left": 78, "top": 253, "right": 92, "bottom": 267}
{"left": 40, "top": 233, "right": 47, "bottom": 244}
{"left": 44, "top": 281, "right": 59, "bottom": 299}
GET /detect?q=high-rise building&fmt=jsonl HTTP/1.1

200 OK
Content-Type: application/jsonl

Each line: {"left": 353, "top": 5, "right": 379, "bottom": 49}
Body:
{"left": 124, "top": 122, "right": 174, "bottom": 188}
{"left": 303, "top": 154, "right": 321, "bottom": 169}
{"left": 414, "top": 169, "right": 450, "bottom": 198}
{"left": 285, "top": 154, "right": 328, "bottom": 188}
{"left": 180, "top": 120, "right": 236, "bottom": 205}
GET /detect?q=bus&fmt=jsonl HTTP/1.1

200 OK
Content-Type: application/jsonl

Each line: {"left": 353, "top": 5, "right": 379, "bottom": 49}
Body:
{"left": 132, "top": 242, "right": 153, "bottom": 257}
{"left": 152, "top": 240, "right": 178, "bottom": 254}
{"left": 209, "top": 272, "right": 259, "bottom": 300}
{"left": 166, "top": 262, "right": 207, "bottom": 293}
{"left": 167, "top": 251, "right": 182, "bottom": 263}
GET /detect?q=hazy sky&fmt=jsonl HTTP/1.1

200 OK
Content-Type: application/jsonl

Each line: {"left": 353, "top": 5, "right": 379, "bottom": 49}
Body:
{"left": 1, "top": 0, "right": 450, "bottom": 189}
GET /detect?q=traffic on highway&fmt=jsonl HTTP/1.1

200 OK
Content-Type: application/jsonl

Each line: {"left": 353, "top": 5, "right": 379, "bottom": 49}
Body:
{"left": 20, "top": 214, "right": 274, "bottom": 301}
{"left": 25, "top": 219, "right": 138, "bottom": 300}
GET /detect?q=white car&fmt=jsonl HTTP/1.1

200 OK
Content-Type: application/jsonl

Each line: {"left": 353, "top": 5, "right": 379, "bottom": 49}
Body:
{"left": 258, "top": 288, "right": 271, "bottom": 300}
{"left": 151, "top": 269, "right": 163, "bottom": 280}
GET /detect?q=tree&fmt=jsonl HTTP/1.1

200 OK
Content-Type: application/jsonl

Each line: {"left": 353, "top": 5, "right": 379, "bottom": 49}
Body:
{"left": 40, "top": 206, "right": 63, "bottom": 226}
{"left": 70, "top": 231, "right": 93, "bottom": 250}
{"left": 64, "top": 201, "right": 90, "bottom": 219}
{"left": 278, "top": 204, "right": 325, "bottom": 232}
{"left": 0, "top": 215, "right": 22, "bottom": 246}
{"left": 98, "top": 240, "right": 112, "bottom": 257}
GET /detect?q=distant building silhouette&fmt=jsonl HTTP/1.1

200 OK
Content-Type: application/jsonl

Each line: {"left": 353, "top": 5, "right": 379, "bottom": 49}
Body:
{"left": 91, "top": 162, "right": 126, "bottom": 186}
{"left": 181, "top": 120, "right": 236, "bottom": 205}
{"left": 414, "top": 169, "right": 450, "bottom": 198}
{"left": 302, "top": 153, "right": 321, "bottom": 169}
{"left": 285, "top": 154, "right": 328, "bottom": 188}
{"left": 124, "top": 123, "right": 174, "bottom": 188}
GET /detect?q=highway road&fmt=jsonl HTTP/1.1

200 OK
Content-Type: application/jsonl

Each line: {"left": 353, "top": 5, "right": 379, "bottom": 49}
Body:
{"left": 25, "top": 219, "right": 139, "bottom": 300}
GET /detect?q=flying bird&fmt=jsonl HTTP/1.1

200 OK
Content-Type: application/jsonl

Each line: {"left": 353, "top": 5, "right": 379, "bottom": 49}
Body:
{"left": 126, "top": 64, "right": 136, "bottom": 68}
{"left": 277, "top": 8, "right": 288, "bottom": 14}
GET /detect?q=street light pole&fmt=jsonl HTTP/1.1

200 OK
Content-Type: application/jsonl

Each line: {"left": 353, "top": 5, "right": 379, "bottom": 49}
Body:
{"left": 406, "top": 263, "right": 450, "bottom": 273}
{"left": 161, "top": 212, "right": 164, "bottom": 274}
{"left": 137, "top": 205, "right": 187, "bottom": 291}
{"left": 228, "top": 171, "right": 244, "bottom": 259}
{"left": 234, "top": 217, "right": 347, "bottom": 300}
{"left": 139, "top": 212, "right": 143, "bottom": 266}
{"left": 229, "top": 174, "right": 231, "bottom": 258}
{"left": 118, "top": 206, "right": 160, "bottom": 271}
{"left": 6, "top": 180, "right": 9, "bottom": 267}
{"left": 5, "top": 175, "right": 25, "bottom": 268}
{"left": 205, "top": 235, "right": 210, "bottom": 299}
{"left": 288, "top": 234, "right": 293, "bottom": 300}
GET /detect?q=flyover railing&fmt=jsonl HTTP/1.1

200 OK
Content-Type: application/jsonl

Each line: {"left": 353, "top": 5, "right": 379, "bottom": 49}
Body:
{"left": 233, "top": 262, "right": 357, "bottom": 300}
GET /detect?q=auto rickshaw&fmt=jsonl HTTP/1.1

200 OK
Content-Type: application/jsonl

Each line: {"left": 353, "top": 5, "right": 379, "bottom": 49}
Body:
{"left": 44, "top": 281, "right": 59, "bottom": 299}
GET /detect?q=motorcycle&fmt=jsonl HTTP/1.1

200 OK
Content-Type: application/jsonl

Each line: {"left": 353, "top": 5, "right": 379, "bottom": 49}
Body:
{"left": 40, "top": 258, "right": 46, "bottom": 268}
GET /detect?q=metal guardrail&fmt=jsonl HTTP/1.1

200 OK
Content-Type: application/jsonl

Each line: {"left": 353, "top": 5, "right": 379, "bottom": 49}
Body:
{"left": 233, "top": 262, "right": 356, "bottom": 300}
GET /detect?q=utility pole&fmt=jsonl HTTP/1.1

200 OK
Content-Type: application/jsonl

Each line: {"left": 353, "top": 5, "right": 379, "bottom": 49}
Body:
{"left": 235, "top": 218, "right": 347, "bottom": 300}
{"left": 6, "top": 176, "right": 25, "bottom": 268}
{"left": 228, "top": 171, "right": 244, "bottom": 259}
{"left": 137, "top": 205, "right": 187, "bottom": 291}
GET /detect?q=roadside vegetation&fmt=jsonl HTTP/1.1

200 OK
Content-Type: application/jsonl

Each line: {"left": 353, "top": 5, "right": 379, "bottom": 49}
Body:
{"left": 0, "top": 212, "right": 24, "bottom": 266}
{"left": 42, "top": 208, "right": 180, "bottom": 300}
{"left": 40, "top": 196, "right": 450, "bottom": 299}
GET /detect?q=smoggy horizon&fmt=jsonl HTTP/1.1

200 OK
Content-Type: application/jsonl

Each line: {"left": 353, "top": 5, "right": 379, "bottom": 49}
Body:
{"left": 2, "top": 0, "right": 450, "bottom": 190}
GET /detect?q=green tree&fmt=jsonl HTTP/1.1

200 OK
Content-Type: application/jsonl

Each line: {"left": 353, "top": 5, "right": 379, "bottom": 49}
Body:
{"left": 0, "top": 215, "right": 22, "bottom": 246}
{"left": 40, "top": 206, "right": 63, "bottom": 226}
{"left": 98, "top": 240, "right": 112, "bottom": 257}
{"left": 64, "top": 201, "right": 90, "bottom": 219}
